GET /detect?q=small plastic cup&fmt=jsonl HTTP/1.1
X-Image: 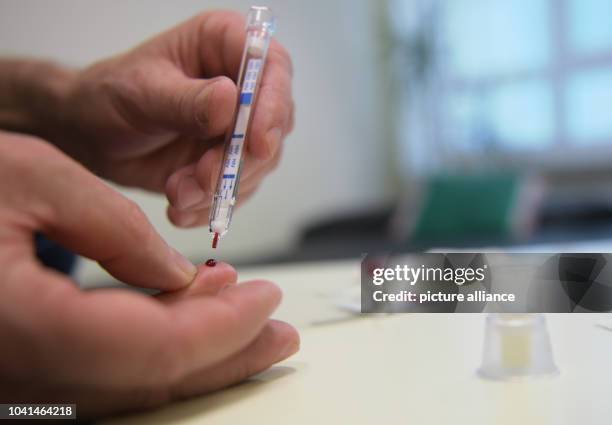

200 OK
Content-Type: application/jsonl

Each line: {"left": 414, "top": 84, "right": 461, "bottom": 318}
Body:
{"left": 478, "top": 314, "right": 559, "bottom": 380}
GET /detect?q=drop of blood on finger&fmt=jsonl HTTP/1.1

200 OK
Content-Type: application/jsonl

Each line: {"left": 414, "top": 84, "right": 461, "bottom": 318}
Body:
{"left": 205, "top": 259, "right": 217, "bottom": 267}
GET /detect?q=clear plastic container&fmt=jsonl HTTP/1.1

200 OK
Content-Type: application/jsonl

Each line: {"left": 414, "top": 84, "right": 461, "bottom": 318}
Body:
{"left": 478, "top": 313, "right": 559, "bottom": 380}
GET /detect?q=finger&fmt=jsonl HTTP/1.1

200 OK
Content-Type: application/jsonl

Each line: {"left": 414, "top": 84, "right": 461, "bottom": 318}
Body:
{"left": 165, "top": 163, "right": 210, "bottom": 210}
{"left": 0, "top": 260, "right": 162, "bottom": 387}
{"left": 170, "top": 12, "right": 294, "bottom": 160}
{"left": 13, "top": 259, "right": 282, "bottom": 388}
{"left": 166, "top": 140, "right": 227, "bottom": 222}
{"left": 232, "top": 142, "right": 284, "bottom": 184}
{"left": 118, "top": 62, "right": 238, "bottom": 139}
{"left": 168, "top": 159, "right": 265, "bottom": 217}
{"left": 0, "top": 137, "right": 196, "bottom": 291}
{"left": 162, "top": 141, "right": 271, "bottom": 212}
{"left": 167, "top": 185, "right": 258, "bottom": 228}
{"left": 109, "top": 134, "right": 208, "bottom": 193}
{"left": 167, "top": 147, "right": 265, "bottom": 213}
{"left": 164, "top": 142, "right": 222, "bottom": 222}
{"left": 168, "top": 136, "right": 281, "bottom": 214}
{"left": 167, "top": 154, "right": 263, "bottom": 214}
{"left": 168, "top": 166, "right": 260, "bottom": 215}
{"left": 10, "top": 320, "right": 299, "bottom": 417}
{"left": 172, "top": 320, "right": 299, "bottom": 399}
{"left": 157, "top": 261, "right": 237, "bottom": 302}
{"left": 180, "top": 11, "right": 247, "bottom": 77}
{"left": 247, "top": 43, "right": 294, "bottom": 160}
{"left": 167, "top": 279, "right": 283, "bottom": 376}
{"left": 178, "top": 12, "right": 293, "bottom": 83}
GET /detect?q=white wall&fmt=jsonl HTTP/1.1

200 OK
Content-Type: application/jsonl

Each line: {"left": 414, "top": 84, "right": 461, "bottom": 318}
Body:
{"left": 0, "top": 0, "right": 393, "bottom": 283}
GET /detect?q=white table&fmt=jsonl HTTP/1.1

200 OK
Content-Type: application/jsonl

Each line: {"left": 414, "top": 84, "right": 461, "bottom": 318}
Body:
{"left": 105, "top": 260, "right": 612, "bottom": 425}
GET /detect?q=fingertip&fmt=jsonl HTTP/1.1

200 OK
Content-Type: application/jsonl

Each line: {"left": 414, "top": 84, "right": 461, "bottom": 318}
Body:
{"left": 268, "top": 40, "right": 294, "bottom": 76}
{"left": 166, "top": 172, "right": 181, "bottom": 204}
{"left": 158, "top": 261, "right": 238, "bottom": 302}
{"left": 231, "top": 279, "right": 283, "bottom": 310}
{"left": 247, "top": 319, "right": 300, "bottom": 364}
{"left": 262, "top": 280, "right": 283, "bottom": 305}
{"left": 195, "top": 260, "right": 238, "bottom": 286}
{"left": 250, "top": 280, "right": 283, "bottom": 308}
{"left": 165, "top": 165, "right": 198, "bottom": 208}
{"left": 268, "top": 319, "right": 300, "bottom": 361}
{"left": 167, "top": 205, "right": 188, "bottom": 227}
{"left": 171, "top": 248, "right": 198, "bottom": 283}
{"left": 167, "top": 205, "right": 205, "bottom": 228}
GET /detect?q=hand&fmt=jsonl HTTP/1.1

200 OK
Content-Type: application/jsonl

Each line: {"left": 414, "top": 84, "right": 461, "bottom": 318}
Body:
{"left": 0, "top": 131, "right": 299, "bottom": 417}
{"left": 54, "top": 10, "right": 294, "bottom": 227}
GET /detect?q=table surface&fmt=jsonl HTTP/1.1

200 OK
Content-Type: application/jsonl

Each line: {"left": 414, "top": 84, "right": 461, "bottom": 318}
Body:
{"left": 105, "top": 259, "right": 612, "bottom": 425}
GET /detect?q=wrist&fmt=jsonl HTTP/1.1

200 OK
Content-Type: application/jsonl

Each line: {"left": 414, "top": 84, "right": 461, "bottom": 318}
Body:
{"left": 0, "top": 59, "right": 76, "bottom": 141}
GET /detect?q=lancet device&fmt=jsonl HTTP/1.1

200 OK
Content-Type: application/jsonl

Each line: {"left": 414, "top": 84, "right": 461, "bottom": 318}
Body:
{"left": 209, "top": 6, "right": 276, "bottom": 249}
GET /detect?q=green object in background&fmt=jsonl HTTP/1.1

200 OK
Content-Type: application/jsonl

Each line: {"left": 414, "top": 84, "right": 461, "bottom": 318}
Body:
{"left": 411, "top": 174, "right": 537, "bottom": 244}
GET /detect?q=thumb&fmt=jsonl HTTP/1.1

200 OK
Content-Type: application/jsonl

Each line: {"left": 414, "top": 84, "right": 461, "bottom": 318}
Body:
{"left": 134, "top": 66, "right": 237, "bottom": 138}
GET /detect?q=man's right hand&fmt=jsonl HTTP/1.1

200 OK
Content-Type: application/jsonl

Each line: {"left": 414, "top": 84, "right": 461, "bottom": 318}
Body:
{"left": 0, "top": 131, "right": 299, "bottom": 417}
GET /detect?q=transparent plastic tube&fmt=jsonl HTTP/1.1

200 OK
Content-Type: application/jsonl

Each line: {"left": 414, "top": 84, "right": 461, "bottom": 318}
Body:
{"left": 209, "top": 6, "right": 276, "bottom": 248}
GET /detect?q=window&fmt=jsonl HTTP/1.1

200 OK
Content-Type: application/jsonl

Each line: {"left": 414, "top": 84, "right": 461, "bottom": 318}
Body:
{"left": 389, "top": 0, "right": 612, "bottom": 175}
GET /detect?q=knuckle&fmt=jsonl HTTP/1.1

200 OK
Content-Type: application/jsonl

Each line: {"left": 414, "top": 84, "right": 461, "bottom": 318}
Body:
{"left": 270, "top": 42, "right": 294, "bottom": 76}
{"left": 196, "top": 10, "right": 245, "bottom": 56}
{"left": 262, "top": 87, "right": 291, "bottom": 127}
{"left": 215, "top": 10, "right": 244, "bottom": 25}
{"left": 263, "top": 75, "right": 290, "bottom": 101}
{"left": 99, "top": 63, "right": 149, "bottom": 124}
{"left": 121, "top": 64, "right": 149, "bottom": 90}
{"left": 198, "top": 9, "right": 243, "bottom": 25}
{"left": 97, "top": 69, "right": 130, "bottom": 100}
{"left": 125, "top": 199, "right": 148, "bottom": 226}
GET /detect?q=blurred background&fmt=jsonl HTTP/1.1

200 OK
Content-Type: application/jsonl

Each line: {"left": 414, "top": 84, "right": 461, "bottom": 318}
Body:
{"left": 1, "top": 0, "right": 612, "bottom": 285}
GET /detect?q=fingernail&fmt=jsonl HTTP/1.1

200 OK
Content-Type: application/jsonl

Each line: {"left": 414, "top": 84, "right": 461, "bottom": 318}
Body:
{"left": 171, "top": 248, "right": 197, "bottom": 280}
{"left": 277, "top": 340, "right": 300, "bottom": 362}
{"left": 177, "top": 175, "right": 207, "bottom": 209}
{"left": 265, "top": 127, "right": 282, "bottom": 158}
